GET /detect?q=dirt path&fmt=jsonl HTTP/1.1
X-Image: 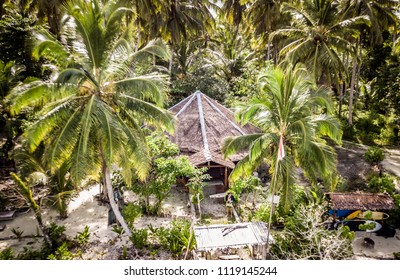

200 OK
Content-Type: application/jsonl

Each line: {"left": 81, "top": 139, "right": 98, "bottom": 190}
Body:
{"left": 382, "top": 148, "right": 400, "bottom": 178}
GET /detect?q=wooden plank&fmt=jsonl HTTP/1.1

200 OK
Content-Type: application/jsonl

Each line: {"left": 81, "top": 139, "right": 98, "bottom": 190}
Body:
{"left": 0, "top": 210, "right": 16, "bottom": 221}
{"left": 218, "top": 255, "right": 241, "bottom": 260}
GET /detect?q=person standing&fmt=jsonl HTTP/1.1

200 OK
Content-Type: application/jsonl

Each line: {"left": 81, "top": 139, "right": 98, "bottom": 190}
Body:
{"left": 225, "top": 192, "right": 235, "bottom": 218}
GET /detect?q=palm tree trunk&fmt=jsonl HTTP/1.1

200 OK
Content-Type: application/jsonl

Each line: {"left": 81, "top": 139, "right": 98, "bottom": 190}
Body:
{"left": 338, "top": 82, "right": 345, "bottom": 118}
{"left": 169, "top": 45, "right": 174, "bottom": 73}
{"left": 265, "top": 157, "right": 280, "bottom": 256}
{"left": 197, "top": 193, "right": 202, "bottom": 220}
{"left": 267, "top": 38, "right": 271, "bottom": 61}
{"left": 102, "top": 162, "right": 132, "bottom": 236}
{"left": 355, "top": 42, "right": 362, "bottom": 100}
{"left": 34, "top": 209, "right": 53, "bottom": 248}
{"left": 136, "top": 31, "right": 141, "bottom": 52}
{"left": 273, "top": 44, "right": 278, "bottom": 65}
{"left": 10, "top": 173, "right": 53, "bottom": 248}
{"left": 313, "top": 45, "right": 319, "bottom": 84}
{"left": 0, "top": 0, "right": 5, "bottom": 18}
{"left": 348, "top": 58, "right": 357, "bottom": 126}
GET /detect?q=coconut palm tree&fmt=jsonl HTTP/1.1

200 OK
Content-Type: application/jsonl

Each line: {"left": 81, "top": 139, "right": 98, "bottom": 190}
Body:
{"left": 222, "top": 65, "right": 342, "bottom": 212}
{"left": 271, "top": 0, "right": 369, "bottom": 85}
{"left": 7, "top": 0, "right": 174, "bottom": 236}
{"left": 220, "top": 0, "right": 248, "bottom": 27}
{"left": 340, "top": 0, "right": 398, "bottom": 126}
{"left": 341, "top": 0, "right": 398, "bottom": 46}
{"left": 205, "top": 22, "right": 257, "bottom": 87}
{"left": 152, "top": 0, "right": 215, "bottom": 72}
{"left": 245, "top": 0, "right": 288, "bottom": 62}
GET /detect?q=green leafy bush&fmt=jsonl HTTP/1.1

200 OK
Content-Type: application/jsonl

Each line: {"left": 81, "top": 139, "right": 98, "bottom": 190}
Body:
{"left": 153, "top": 219, "right": 195, "bottom": 258}
{"left": 367, "top": 174, "right": 395, "bottom": 193}
{"left": 0, "top": 248, "right": 14, "bottom": 260}
{"left": 47, "top": 242, "right": 73, "bottom": 260}
{"left": 46, "top": 223, "right": 67, "bottom": 248}
{"left": 111, "top": 225, "right": 125, "bottom": 238}
{"left": 364, "top": 146, "right": 385, "bottom": 164}
{"left": 123, "top": 203, "right": 142, "bottom": 228}
{"left": 129, "top": 228, "right": 148, "bottom": 249}
{"left": 230, "top": 175, "right": 260, "bottom": 205}
{"left": 74, "top": 226, "right": 90, "bottom": 247}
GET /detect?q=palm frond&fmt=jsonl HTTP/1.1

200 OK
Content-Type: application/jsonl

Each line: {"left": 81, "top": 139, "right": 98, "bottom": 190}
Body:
{"left": 130, "top": 39, "right": 171, "bottom": 62}
{"left": 114, "top": 75, "right": 168, "bottom": 106}
{"left": 24, "top": 98, "right": 80, "bottom": 152}
{"left": 7, "top": 81, "right": 52, "bottom": 115}
{"left": 48, "top": 107, "right": 83, "bottom": 172}
{"left": 222, "top": 133, "right": 264, "bottom": 158}
{"left": 119, "top": 95, "right": 175, "bottom": 133}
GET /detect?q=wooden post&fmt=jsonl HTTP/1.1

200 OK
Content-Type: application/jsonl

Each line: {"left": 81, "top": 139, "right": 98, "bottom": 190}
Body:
{"left": 197, "top": 193, "right": 202, "bottom": 220}
{"left": 262, "top": 244, "right": 267, "bottom": 260}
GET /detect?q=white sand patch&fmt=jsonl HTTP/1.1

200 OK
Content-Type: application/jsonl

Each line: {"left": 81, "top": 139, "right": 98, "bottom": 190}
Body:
{"left": 67, "top": 185, "right": 100, "bottom": 213}
{"left": 352, "top": 231, "right": 400, "bottom": 259}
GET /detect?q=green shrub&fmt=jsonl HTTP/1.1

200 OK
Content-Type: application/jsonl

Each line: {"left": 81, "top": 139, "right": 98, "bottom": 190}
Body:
{"left": 16, "top": 247, "right": 51, "bottom": 260}
{"left": 367, "top": 174, "right": 395, "bottom": 193}
{"left": 10, "top": 227, "right": 24, "bottom": 240}
{"left": 364, "top": 146, "right": 385, "bottom": 164}
{"left": 111, "top": 225, "right": 125, "bottom": 238}
{"left": 154, "top": 219, "right": 195, "bottom": 258}
{"left": 74, "top": 226, "right": 90, "bottom": 247}
{"left": 354, "top": 112, "right": 382, "bottom": 145}
{"left": 0, "top": 248, "right": 14, "bottom": 260}
{"left": 340, "top": 119, "right": 356, "bottom": 141}
{"left": 251, "top": 204, "right": 284, "bottom": 227}
{"left": 129, "top": 228, "right": 148, "bottom": 249}
{"left": 388, "top": 193, "right": 400, "bottom": 227}
{"left": 123, "top": 203, "right": 142, "bottom": 228}
{"left": 252, "top": 204, "right": 271, "bottom": 223}
{"left": 47, "top": 242, "right": 73, "bottom": 260}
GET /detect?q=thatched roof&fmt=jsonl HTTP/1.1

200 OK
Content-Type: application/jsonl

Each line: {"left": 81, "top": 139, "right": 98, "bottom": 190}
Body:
{"left": 168, "top": 90, "right": 260, "bottom": 168}
{"left": 326, "top": 192, "right": 395, "bottom": 211}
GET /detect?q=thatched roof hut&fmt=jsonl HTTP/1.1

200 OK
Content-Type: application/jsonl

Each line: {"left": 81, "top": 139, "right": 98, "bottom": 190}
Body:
{"left": 326, "top": 192, "right": 395, "bottom": 211}
{"left": 168, "top": 90, "right": 260, "bottom": 187}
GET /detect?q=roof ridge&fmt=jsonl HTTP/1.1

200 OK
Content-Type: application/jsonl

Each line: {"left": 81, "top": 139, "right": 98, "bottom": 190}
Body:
{"left": 196, "top": 91, "right": 211, "bottom": 161}
{"left": 175, "top": 93, "right": 197, "bottom": 117}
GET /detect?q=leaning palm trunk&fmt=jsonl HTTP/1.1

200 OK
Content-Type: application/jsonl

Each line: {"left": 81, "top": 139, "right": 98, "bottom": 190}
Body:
{"left": 10, "top": 172, "right": 53, "bottom": 248}
{"left": 102, "top": 162, "right": 132, "bottom": 236}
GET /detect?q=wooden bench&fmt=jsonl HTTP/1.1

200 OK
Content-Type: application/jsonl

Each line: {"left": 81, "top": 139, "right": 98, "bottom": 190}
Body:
{"left": 0, "top": 210, "right": 16, "bottom": 221}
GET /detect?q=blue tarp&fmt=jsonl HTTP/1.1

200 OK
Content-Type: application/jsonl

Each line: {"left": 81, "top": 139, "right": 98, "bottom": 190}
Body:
{"left": 328, "top": 209, "right": 354, "bottom": 218}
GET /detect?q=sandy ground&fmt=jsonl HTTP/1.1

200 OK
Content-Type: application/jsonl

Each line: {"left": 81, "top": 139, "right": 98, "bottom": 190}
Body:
{"left": 2, "top": 182, "right": 400, "bottom": 260}
{"left": 2, "top": 142, "right": 400, "bottom": 259}
{"left": 353, "top": 231, "right": 400, "bottom": 259}
{"left": 0, "top": 184, "right": 193, "bottom": 258}
{"left": 383, "top": 148, "right": 400, "bottom": 179}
